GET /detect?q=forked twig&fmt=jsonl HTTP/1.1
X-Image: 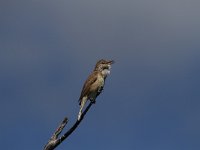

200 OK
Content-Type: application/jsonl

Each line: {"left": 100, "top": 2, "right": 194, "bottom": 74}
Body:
{"left": 43, "top": 102, "right": 93, "bottom": 150}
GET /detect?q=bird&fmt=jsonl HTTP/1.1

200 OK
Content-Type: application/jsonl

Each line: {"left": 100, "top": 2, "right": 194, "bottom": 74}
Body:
{"left": 78, "top": 59, "right": 114, "bottom": 120}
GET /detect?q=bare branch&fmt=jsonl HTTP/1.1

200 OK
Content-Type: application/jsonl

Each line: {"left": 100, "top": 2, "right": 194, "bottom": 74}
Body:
{"left": 43, "top": 117, "right": 68, "bottom": 150}
{"left": 43, "top": 102, "right": 93, "bottom": 150}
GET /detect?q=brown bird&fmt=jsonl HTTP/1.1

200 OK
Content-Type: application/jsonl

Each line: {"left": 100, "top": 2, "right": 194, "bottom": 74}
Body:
{"left": 78, "top": 59, "right": 114, "bottom": 120}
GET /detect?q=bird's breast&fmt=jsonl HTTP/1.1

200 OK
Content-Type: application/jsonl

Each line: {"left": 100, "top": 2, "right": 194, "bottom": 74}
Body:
{"left": 97, "top": 74, "right": 104, "bottom": 87}
{"left": 88, "top": 74, "right": 104, "bottom": 100}
{"left": 90, "top": 74, "right": 104, "bottom": 92}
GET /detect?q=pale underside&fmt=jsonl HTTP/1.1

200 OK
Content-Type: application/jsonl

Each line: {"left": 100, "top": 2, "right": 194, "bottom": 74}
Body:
{"left": 78, "top": 65, "right": 112, "bottom": 120}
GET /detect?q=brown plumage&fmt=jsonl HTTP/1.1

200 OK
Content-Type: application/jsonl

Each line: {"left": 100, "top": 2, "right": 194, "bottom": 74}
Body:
{"left": 78, "top": 71, "right": 99, "bottom": 105}
{"left": 77, "top": 59, "right": 114, "bottom": 120}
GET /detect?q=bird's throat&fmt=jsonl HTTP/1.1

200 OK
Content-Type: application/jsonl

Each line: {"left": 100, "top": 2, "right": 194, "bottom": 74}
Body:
{"left": 102, "top": 69, "right": 110, "bottom": 77}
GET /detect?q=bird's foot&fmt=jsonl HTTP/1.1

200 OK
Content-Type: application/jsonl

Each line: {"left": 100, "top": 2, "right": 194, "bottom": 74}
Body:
{"left": 98, "top": 87, "right": 104, "bottom": 93}
{"left": 91, "top": 99, "right": 96, "bottom": 104}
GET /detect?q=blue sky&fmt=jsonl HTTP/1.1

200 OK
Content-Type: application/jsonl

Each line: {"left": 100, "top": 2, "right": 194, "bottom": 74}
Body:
{"left": 0, "top": 0, "right": 200, "bottom": 150}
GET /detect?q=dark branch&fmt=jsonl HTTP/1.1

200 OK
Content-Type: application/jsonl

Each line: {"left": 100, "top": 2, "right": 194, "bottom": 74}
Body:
{"left": 43, "top": 102, "right": 93, "bottom": 150}
{"left": 43, "top": 117, "right": 68, "bottom": 150}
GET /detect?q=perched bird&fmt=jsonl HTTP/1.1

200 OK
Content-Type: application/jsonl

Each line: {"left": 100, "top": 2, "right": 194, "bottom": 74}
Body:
{"left": 78, "top": 59, "right": 114, "bottom": 120}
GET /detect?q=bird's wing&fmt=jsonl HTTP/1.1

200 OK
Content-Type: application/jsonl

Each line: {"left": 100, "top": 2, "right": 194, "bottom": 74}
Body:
{"left": 78, "top": 71, "right": 98, "bottom": 105}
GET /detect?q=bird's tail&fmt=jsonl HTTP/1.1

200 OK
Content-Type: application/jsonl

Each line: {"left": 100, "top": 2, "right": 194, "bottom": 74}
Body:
{"left": 78, "top": 110, "right": 82, "bottom": 121}
{"left": 78, "top": 96, "right": 87, "bottom": 120}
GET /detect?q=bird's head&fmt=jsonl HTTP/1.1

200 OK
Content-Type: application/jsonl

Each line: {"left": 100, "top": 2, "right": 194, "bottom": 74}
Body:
{"left": 94, "top": 59, "right": 114, "bottom": 76}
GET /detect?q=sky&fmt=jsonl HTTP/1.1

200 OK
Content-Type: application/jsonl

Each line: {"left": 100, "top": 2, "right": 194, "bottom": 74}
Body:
{"left": 0, "top": 0, "right": 200, "bottom": 150}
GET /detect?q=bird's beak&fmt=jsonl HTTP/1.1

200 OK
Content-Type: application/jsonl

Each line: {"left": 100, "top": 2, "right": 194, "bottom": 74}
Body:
{"left": 108, "top": 60, "right": 115, "bottom": 64}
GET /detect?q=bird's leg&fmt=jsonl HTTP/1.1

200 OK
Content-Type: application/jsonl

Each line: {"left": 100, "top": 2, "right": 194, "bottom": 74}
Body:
{"left": 90, "top": 98, "right": 96, "bottom": 104}
{"left": 78, "top": 97, "right": 87, "bottom": 120}
{"left": 97, "top": 86, "right": 104, "bottom": 97}
{"left": 99, "top": 86, "right": 104, "bottom": 93}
